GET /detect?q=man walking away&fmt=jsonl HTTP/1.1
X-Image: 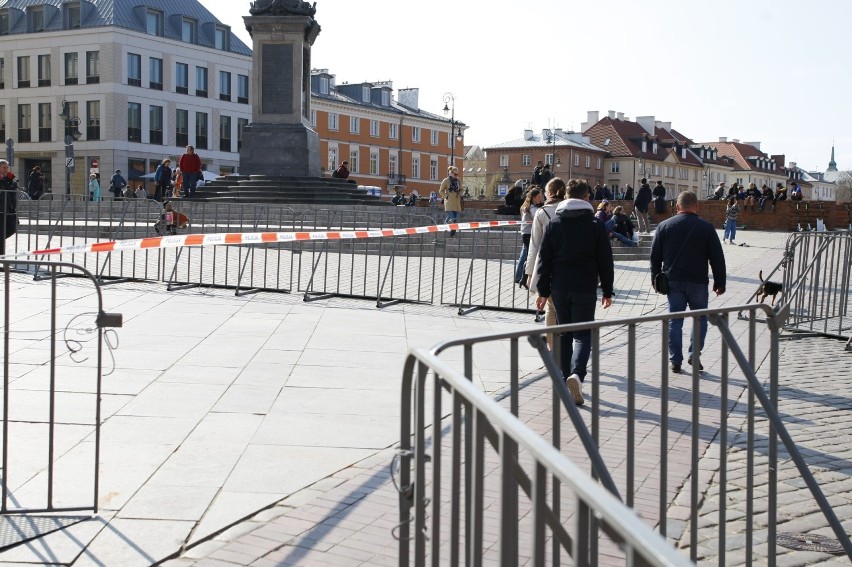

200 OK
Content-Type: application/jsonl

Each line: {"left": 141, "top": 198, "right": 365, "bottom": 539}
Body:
{"left": 535, "top": 178, "right": 614, "bottom": 405}
{"left": 633, "top": 178, "right": 652, "bottom": 233}
{"left": 650, "top": 191, "right": 726, "bottom": 374}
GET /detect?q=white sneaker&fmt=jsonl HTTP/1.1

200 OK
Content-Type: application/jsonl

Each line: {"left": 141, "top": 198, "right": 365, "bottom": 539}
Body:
{"left": 565, "top": 374, "right": 585, "bottom": 406}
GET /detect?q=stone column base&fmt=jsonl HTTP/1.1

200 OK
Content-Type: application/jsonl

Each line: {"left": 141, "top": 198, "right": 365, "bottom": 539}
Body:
{"left": 239, "top": 123, "right": 321, "bottom": 177}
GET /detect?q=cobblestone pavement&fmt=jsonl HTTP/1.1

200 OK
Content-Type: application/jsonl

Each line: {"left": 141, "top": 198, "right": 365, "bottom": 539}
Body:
{"left": 154, "top": 230, "right": 852, "bottom": 567}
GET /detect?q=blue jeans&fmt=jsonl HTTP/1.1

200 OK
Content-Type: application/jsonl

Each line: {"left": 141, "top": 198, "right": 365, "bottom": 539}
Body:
{"left": 605, "top": 218, "right": 636, "bottom": 247}
{"left": 550, "top": 290, "right": 597, "bottom": 381}
{"left": 182, "top": 172, "right": 198, "bottom": 197}
{"left": 667, "top": 280, "right": 709, "bottom": 364}
{"left": 515, "top": 234, "right": 530, "bottom": 282}
{"left": 723, "top": 219, "right": 736, "bottom": 241}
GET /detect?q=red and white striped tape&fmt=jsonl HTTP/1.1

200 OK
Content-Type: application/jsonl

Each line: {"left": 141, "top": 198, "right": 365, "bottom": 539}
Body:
{"left": 4, "top": 220, "right": 527, "bottom": 258}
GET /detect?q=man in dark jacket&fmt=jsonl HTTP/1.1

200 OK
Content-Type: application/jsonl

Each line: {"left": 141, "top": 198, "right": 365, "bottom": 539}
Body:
{"left": 633, "top": 178, "right": 652, "bottom": 233}
{"left": 535, "top": 178, "right": 614, "bottom": 405}
{"left": 650, "top": 191, "right": 726, "bottom": 374}
{"left": 539, "top": 163, "right": 554, "bottom": 188}
{"left": 0, "top": 159, "right": 18, "bottom": 256}
{"left": 531, "top": 161, "right": 543, "bottom": 186}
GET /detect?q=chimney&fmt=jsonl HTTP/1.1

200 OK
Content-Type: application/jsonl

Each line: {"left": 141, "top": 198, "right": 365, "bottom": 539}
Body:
{"left": 607, "top": 110, "right": 616, "bottom": 119}
{"left": 523, "top": 129, "right": 534, "bottom": 141}
{"left": 790, "top": 161, "right": 797, "bottom": 169}
{"left": 397, "top": 88, "right": 419, "bottom": 110}
{"left": 554, "top": 128, "right": 563, "bottom": 137}
{"left": 744, "top": 141, "right": 761, "bottom": 151}
{"left": 616, "top": 112, "right": 624, "bottom": 120}
{"left": 719, "top": 137, "right": 727, "bottom": 143}
{"left": 636, "top": 115, "right": 656, "bottom": 135}
{"left": 542, "top": 128, "right": 551, "bottom": 141}
{"left": 732, "top": 139, "right": 740, "bottom": 143}
{"left": 662, "top": 121, "right": 672, "bottom": 132}
{"left": 580, "top": 110, "right": 599, "bottom": 133}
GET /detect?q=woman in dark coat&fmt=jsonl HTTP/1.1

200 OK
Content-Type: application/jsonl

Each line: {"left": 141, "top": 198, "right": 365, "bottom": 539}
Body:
{"left": 652, "top": 181, "right": 667, "bottom": 214}
{"left": 28, "top": 166, "right": 44, "bottom": 200}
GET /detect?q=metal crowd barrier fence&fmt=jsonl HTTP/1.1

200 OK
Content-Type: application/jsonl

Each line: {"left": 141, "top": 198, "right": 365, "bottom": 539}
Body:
{"left": 776, "top": 231, "right": 852, "bottom": 341}
{"left": 1, "top": 259, "right": 122, "bottom": 515}
{"left": 399, "top": 303, "right": 852, "bottom": 565}
{"left": 8, "top": 198, "right": 539, "bottom": 313}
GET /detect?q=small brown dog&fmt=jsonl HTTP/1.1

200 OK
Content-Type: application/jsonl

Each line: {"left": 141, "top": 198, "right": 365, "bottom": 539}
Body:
{"left": 757, "top": 270, "right": 783, "bottom": 305}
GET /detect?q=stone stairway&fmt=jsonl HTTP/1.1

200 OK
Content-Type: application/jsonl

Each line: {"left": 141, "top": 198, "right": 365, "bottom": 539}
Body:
{"left": 193, "top": 175, "right": 391, "bottom": 206}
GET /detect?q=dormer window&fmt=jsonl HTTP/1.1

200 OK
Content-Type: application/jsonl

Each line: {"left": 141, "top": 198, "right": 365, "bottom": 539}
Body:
{"left": 681, "top": 147, "right": 686, "bottom": 159}
{"left": 641, "top": 140, "right": 647, "bottom": 152}
{"left": 65, "top": 2, "right": 80, "bottom": 30}
{"left": 362, "top": 85, "right": 369, "bottom": 102}
{"left": 0, "top": 12, "right": 9, "bottom": 35}
{"left": 603, "top": 137, "right": 611, "bottom": 146}
{"left": 146, "top": 9, "right": 163, "bottom": 37}
{"left": 215, "top": 25, "right": 230, "bottom": 51}
{"left": 652, "top": 142, "right": 658, "bottom": 154}
{"left": 381, "top": 90, "right": 390, "bottom": 106}
{"left": 30, "top": 6, "right": 44, "bottom": 32}
{"left": 182, "top": 18, "right": 197, "bottom": 44}
{"left": 319, "top": 76, "right": 329, "bottom": 95}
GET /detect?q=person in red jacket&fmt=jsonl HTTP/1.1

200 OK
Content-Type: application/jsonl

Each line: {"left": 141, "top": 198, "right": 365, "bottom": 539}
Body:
{"left": 178, "top": 145, "right": 202, "bottom": 198}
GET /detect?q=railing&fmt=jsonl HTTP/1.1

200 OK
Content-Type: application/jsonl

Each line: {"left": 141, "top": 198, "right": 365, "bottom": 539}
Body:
{"left": 399, "top": 303, "right": 852, "bottom": 565}
{"left": 1, "top": 259, "right": 122, "bottom": 514}
{"left": 7, "top": 199, "right": 545, "bottom": 314}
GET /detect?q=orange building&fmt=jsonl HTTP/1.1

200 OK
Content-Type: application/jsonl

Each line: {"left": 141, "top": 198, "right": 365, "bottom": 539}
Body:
{"left": 309, "top": 70, "right": 464, "bottom": 197}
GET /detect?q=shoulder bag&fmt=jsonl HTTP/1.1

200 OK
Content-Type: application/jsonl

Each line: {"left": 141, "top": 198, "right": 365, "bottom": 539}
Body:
{"left": 654, "top": 223, "right": 697, "bottom": 295}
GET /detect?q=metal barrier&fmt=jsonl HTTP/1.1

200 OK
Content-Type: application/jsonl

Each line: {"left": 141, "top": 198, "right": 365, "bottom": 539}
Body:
{"left": 399, "top": 303, "right": 852, "bottom": 565}
{"left": 1, "top": 259, "right": 122, "bottom": 514}
{"left": 9, "top": 199, "right": 539, "bottom": 313}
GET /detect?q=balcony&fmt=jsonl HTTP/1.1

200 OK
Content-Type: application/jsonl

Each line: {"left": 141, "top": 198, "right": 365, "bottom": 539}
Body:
{"left": 388, "top": 173, "right": 407, "bottom": 186}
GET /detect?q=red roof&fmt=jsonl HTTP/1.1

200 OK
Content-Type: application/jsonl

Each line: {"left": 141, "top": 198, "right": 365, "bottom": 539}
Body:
{"left": 585, "top": 117, "right": 701, "bottom": 166}
{"left": 699, "top": 141, "right": 780, "bottom": 173}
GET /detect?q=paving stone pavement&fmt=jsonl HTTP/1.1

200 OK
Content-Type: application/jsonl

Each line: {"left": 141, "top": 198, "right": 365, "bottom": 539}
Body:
{"left": 3, "top": 228, "right": 850, "bottom": 566}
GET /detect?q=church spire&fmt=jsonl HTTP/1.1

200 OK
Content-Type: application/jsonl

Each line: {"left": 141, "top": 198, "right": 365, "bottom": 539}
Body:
{"left": 828, "top": 143, "right": 838, "bottom": 172}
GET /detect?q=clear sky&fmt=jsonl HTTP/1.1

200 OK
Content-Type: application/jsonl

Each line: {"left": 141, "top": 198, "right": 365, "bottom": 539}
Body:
{"left": 203, "top": 0, "right": 848, "bottom": 174}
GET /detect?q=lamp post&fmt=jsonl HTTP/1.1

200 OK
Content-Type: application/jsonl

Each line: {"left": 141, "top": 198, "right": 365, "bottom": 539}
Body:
{"left": 442, "top": 92, "right": 463, "bottom": 172}
{"left": 58, "top": 100, "right": 82, "bottom": 197}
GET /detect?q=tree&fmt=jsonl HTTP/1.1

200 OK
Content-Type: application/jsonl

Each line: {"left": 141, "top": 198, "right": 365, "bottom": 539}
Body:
{"left": 836, "top": 171, "right": 852, "bottom": 203}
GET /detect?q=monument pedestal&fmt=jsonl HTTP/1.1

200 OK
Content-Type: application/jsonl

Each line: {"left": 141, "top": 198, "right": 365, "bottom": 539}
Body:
{"left": 240, "top": 123, "right": 321, "bottom": 177}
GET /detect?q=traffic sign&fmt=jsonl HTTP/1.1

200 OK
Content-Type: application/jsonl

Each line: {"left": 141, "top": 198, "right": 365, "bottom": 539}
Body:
{"left": 66, "top": 157, "right": 74, "bottom": 168}
{"left": 91, "top": 158, "right": 99, "bottom": 167}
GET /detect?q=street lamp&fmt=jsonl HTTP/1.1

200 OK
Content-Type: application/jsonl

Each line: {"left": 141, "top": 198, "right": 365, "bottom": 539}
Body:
{"left": 59, "top": 100, "right": 82, "bottom": 197}
{"left": 442, "top": 92, "right": 463, "bottom": 171}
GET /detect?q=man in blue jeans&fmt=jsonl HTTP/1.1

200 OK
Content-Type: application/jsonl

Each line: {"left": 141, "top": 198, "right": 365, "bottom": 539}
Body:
{"left": 535, "top": 178, "right": 614, "bottom": 405}
{"left": 650, "top": 191, "right": 726, "bottom": 373}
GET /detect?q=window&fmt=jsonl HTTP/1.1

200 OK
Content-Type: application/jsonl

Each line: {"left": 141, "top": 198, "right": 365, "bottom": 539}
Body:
{"left": 389, "top": 123, "right": 398, "bottom": 139}
{"left": 215, "top": 26, "right": 230, "bottom": 51}
{"left": 195, "top": 67, "right": 207, "bottom": 97}
{"left": 0, "top": 13, "right": 9, "bottom": 35}
{"left": 370, "top": 151, "right": 378, "bottom": 175}
{"left": 431, "top": 130, "right": 438, "bottom": 146}
{"left": 195, "top": 112, "right": 208, "bottom": 149}
{"left": 237, "top": 74, "right": 248, "bottom": 104}
{"left": 127, "top": 53, "right": 141, "bottom": 86}
{"left": 17, "top": 56, "right": 30, "bottom": 88}
{"left": 381, "top": 91, "right": 390, "bottom": 106}
{"left": 17, "top": 104, "right": 31, "bottom": 142}
{"left": 596, "top": 157, "right": 602, "bottom": 170}
{"left": 127, "top": 102, "right": 141, "bottom": 142}
{"left": 328, "top": 147, "right": 337, "bottom": 171}
{"left": 146, "top": 9, "right": 163, "bottom": 36}
{"left": 411, "top": 126, "right": 420, "bottom": 143}
{"left": 237, "top": 118, "right": 248, "bottom": 151}
{"left": 652, "top": 142, "right": 658, "bottom": 154}
{"left": 610, "top": 161, "right": 620, "bottom": 173}
{"left": 499, "top": 155, "right": 508, "bottom": 167}
{"left": 219, "top": 115, "right": 231, "bottom": 152}
{"left": 412, "top": 156, "right": 420, "bottom": 179}
{"left": 328, "top": 112, "right": 338, "bottom": 130}
{"left": 361, "top": 85, "right": 369, "bottom": 102}
{"left": 86, "top": 51, "right": 99, "bottom": 83}
{"left": 149, "top": 105, "right": 163, "bottom": 145}
{"left": 319, "top": 76, "right": 329, "bottom": 94}
{"left": 176, "top": 63, "right": 188, "bottom": 94}
{"left": 370, "top": 119, "right": 379, "bottom": 137}
{"left": 310, "top": 109, "right": 316, "bottom": 127}
{"left": 30, "top": 6, "right": 44, "bottom": 32}
{"left": 653, "top": 164, "right": 660, "bottom": 176}
{"left": 0, "top": 58, "right": 4, "bottom": 88}
{"left": 0, "top": 106, "right": 4, "bottom": 140}
{"left": 389, "top": 155, "right": 397, "bottom": 175}
{"left": 175, "top": 109, "right": 188, "bottom": 146}
{"left": 641, "top": 140, "right": 647, "bottom": 153}
{"left": 65, "top": 3, "right": 81, "bottom": 29}
{"left": 348, "top": 150, "right": 358, "bottom": 173}
{"left": 522, "top": 155, "right": 531, "bottom": 167}
{"left": 349, "top": 116, "right": 359, "bottom": 134}
{"left": 38, "top": 102, "right": 51, "bottom": 142}
{"left": 430, "top": 158, "right": 438, "bottom": 180}
{"left": 182, "top": 18, "right": 197, "bottom": 44}
{"left": 574, "top": 154, "right": 580, "bottom": 167}
{"left": 86, "top": 100, "right": 99, "bottom": 139}
{"left": 219, "top": 71, "right": 231, "bottom": 101}
{"left": 37, "top": 54, "right": 50, "bottom": 87}
{"left": 64, "top": 53, "right": 78, "bottom": 85}
{"left": 584, "top": 156, "right": 590, "bottom": 168}
{"left": 149, "top": 57, "right": 163, "bottom": 90}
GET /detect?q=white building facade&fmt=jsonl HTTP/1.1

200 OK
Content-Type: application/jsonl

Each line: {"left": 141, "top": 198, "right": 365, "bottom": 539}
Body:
{"left": 0, "top": 0, "right": 251, "bottom": 195}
